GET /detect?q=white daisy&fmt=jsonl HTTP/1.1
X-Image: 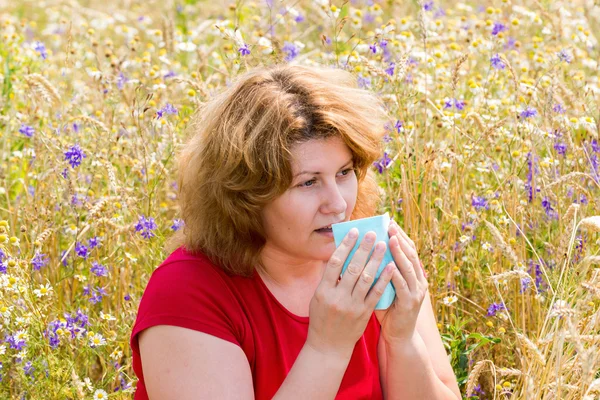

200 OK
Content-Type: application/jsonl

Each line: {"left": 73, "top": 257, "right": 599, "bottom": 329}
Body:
{"left": 443, "top": 295, "right": 458, "bottom": 306}
{"left": 33, "top": 283, "right": 53, "bottom": 298}
{"left": 89, "top": 333, "right": 107, "bottom": 348}
{"left": 93, "top": 389, "right": 108, "bottom": 399}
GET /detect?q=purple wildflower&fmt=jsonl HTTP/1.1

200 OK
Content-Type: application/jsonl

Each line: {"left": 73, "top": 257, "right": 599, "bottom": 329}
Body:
{"left": 19, "top": 124, "right": 35, "bottom": 138}
{"left": 373, "top": 152, "right": 392, "bottom": 174}
{"left": 554, "top": 141, "right": 567, "bottom": 156}
{"left": 88, "top": 236, "right": 101, "bottom": 249}
{"left": 490, "top": 54, "right": 505, "bottom": 69}
{"left": 156, "top": 103, "right": 178, "bottom": 119}
{"left": 23, "top": 361, "right": 34, "bottom": 377}
{"left": 369, "top": 43, "right": 377, "bottom": 54}
{"left": 116, "top": 72, "right": 128, "bottom": 90}
{"left": 394, "top": 120, "right": 403, "bottom": 133}
{"left": 504, "top": 37, "right": 517, "bottom": 50}
{"left": 294, "top": 14, "right": 304, "bottom": 23}
{"left": 541, "top": 197, "right": 558, "bottom": 219}
{"left": 282, "top": 41, "right": 299, "bottom": 61}
{"left": 385, "top": 62, "right": 395, "bottom": 76}
{"left": 90, "top": 262, "right": 109, "bottom": 277}
{"left": 64, "top": 144, "right": 86, "bottom": 168}
{"left": 31, "top": 252, "right": 49, "bottom": 271}
{"left": 520, "top": 107, "right": 537, "bottom": 119}
{"left": 592, "top": 139, "right": 600, "bottom": 153}
{"left": 557, "top": 49, "right": 572, "bottom": 63}
{"left": 553, "top": 103, "right": 565, "bottom": 114}
{"left": 124, "top": 294, "right": 131, "bottom": 301}
{"left": 454, "top": 99, "right": 465, "bottom": 110}
{"left": 135, "top": 215, "right": 158, "bottom": 239}
{"left": 443, "top": 98, "right": 454, "bottom": 109}
{"left": 171, "top": 218, "right": 184, "bottom": 231}
{"left": 357, "top": 74, "right": 371, "bottom": 89}
{"left": 486, "top": 302, "right": 506, "bottom": 317}
{"left": 471, "top": 195, "right": 489, "bottom": 211}
{"left": 75, "top": 242, "right": 89, "bottom": 259}
{"left": 423, "top": 0, "right": 434, "bottom": 11}
{"left": 520, "top": 277, "right": 532, "bottom": 293}
{"left": 163, "top": 70, "right": 177, "bottom": 80}
{"left": 33, "top": 41, "right": 48, "bottom": 59}
{"left": 238, "top": 44, "right": 250, "bottom": 56}
{"left": 491, "top": 21, "right": 507, "bottom": 36}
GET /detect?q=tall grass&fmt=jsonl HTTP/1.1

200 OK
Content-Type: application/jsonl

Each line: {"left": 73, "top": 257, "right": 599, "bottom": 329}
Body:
{"left": 0, "top": 0, "right": 599, "bottom": 398}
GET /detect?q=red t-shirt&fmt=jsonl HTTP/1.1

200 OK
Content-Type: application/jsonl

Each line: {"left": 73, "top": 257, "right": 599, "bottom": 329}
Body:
{"left": 130, "top": 246, "right": 383, "bottom": 399}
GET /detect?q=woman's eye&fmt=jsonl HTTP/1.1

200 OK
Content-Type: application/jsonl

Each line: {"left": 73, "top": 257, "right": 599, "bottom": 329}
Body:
{"left": 298, "top": 168, "right": 354, "bottom": 188}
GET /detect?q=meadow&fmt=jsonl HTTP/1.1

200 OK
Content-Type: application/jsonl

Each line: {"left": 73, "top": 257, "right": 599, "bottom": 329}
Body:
{"left": 0, "top": 0, "right": 599, "bottom": 398}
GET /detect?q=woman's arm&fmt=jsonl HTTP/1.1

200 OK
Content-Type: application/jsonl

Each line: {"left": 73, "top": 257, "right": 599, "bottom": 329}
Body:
{"left": 378, "top": 294, "right": 461, "bottom": 399}
{"left": 140, "top": 325, "right": 352, "bottom": 400}
{"left": 272, "top": 342, "right": 352, "bottom": 400}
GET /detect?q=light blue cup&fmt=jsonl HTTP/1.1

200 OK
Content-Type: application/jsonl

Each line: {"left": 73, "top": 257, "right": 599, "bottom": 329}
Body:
{"left": 331, "top": 212, "right": 396, "bottom": 310}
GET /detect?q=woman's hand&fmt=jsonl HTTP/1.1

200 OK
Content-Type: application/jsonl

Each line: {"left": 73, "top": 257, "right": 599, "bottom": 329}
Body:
{"left": 307, "top": 229, "right": 396, "bottom": 360}
{"left": 374, "top": 220, "right": 429, "bottom": 344}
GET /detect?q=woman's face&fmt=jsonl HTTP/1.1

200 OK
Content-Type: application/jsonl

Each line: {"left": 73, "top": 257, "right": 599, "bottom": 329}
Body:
{"left": 260, "top": 136, "right": 358, "bottom": 262}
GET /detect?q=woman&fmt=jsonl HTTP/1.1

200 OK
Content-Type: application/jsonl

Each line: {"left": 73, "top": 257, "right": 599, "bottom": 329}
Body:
{"left": 130, "top": 64, "right": 461, "bottom": 399}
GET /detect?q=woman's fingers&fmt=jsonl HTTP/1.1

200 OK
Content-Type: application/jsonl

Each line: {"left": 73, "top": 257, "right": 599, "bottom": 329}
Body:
{"left": 396, "top": 235, "right": 426, "bottom": 284}
{"left": 365, "top": 262, "right": 395, "bottom": 308}
{"left": 352, "top": 240, "right": 386, "bottom": 299}
{"left": 338, "top": 231, "right": 377, "bottom": 292}
{"left": 389, "top": 235, "right": 418, "bottom": 292}
{"left": 322, "top": 228, "right": 359, "bottom": 289}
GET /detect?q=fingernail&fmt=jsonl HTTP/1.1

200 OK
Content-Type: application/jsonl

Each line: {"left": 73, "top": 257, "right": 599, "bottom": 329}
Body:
{"left": 348, "top": 228, "right": 358, "bottom": 238}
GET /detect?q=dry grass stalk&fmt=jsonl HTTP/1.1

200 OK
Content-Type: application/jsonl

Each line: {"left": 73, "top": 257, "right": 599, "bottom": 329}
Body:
{"left": 106, "top": 161, "right": 119, "bottom": 192}
{"left": 498, "top": 54, "right": 518, "bottom": 90}
{"left": 516, "top": 332, "right": 546, "bottom": 366}
{"left": 467, "top": 112, "right": 486, "bottom": 131}
{"left": 70, "top": 115, "right": 110, "bottom": 134}
{"left": 172, "top": 77, "right": 209, "bottom": 97}
{"left": 579, "top": 216, "right": 600, "bottom": 232}
{"left": 451, "top": 53, "right": 469, "bottom": 92}
{"left": 485, "top": 220, "right": 520, "bottom": 265}
{"left": 395, "top": 53, "right": 410, "bottom": 81}
{"left": 87, "top": 196, "right": 119, "bottom": 220}
{"left": 497, "top": 367, "right": 523, "bottom": 376}
{"left": 162, "top": 16, "right": 174, "bottom": 55}
{"left": 466, "top": 359, "right": 495, "bottom": 397}
{"left": 563, "top": 203, "right": 580, "bottom": 223}
{"left": 35, "top": 228, "right": 54, "bottom": 246}
{"left": 545, "top": 172, "right": 589, "bottom": 189}
{"left": 25, "top": 73, "right": 61, "bottom": 106}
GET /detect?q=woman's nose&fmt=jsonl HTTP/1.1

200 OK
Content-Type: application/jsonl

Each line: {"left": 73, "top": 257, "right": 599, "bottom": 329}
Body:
{"left": 321, "top": 185, "right": 347, "bottom": 215}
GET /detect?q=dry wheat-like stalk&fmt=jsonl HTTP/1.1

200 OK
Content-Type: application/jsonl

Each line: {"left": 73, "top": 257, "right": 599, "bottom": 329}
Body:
{"left": 24, "top": 73, "right": 61, "bottom": 106}
{"left": 87, "top": 196, "right": 120, "bottom": 220}
{"left": 545, "top": 172, "right": 590, "bottom": 189}
{"left": 485, "top": 220, "right": 520, "bottom": 265}
{"left": 466, "top": 360, "right": 495, "bottom": 397}
{"left": 451, "top": 53, "right": 469, "bottom": 92}
{"left": 395, "top": 53, "right": 410, "bottom": 81}
{"left": 70, "top": 115, "right": 110, "bottom": 134}
{"left": 585, "top": 378, "right": 600, "bottom": 394}
{"left": 35, "top": 228, "right": 54, "bottom": 246}
{"left": 172, "top": 77, "right": 209, "bottom": 97}
{"left": 563, "top": 203, "right": 580, "bottom": 223}
{"left": 579, "top": 216, "right": 600, "bottom": 232}
{"left": 162, "top": 16, "right": 174, "bottom": 55}
{"left": 497, "top": 367, "right": 523, "bottom": 376}
{"left": 106, "top": 161, "right": 119, "bottom": 192}
{"left": 466, "top": 112, "right": 486, "bottom": 131}
{"left": 498, "top": 54, "right": 518, "bottom": 90}
{"left": 516, "top": 332, "right": 546, "bottom": 366}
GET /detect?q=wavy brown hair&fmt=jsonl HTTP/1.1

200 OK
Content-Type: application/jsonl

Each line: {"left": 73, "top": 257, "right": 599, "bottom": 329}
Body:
{"left": 166, "top": 63, "right": 390, "bottom": 277}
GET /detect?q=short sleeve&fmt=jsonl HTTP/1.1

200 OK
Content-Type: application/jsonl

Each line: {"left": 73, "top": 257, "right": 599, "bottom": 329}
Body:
{"left": 130, "top": 260, "right": 246, "bottom": 355}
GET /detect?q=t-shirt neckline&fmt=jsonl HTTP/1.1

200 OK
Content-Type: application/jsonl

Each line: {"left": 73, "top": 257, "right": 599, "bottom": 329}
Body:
{"left": 254, "top": 270, "right": 310, "bottom": 324}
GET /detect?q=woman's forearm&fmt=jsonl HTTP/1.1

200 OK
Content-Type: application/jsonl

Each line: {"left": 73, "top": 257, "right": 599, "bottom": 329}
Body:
{"left": 383, "top": 333, "right": 459, "bottom": 400}
{"left": 272, "top": 343, "right": 351, "bottom": 400}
